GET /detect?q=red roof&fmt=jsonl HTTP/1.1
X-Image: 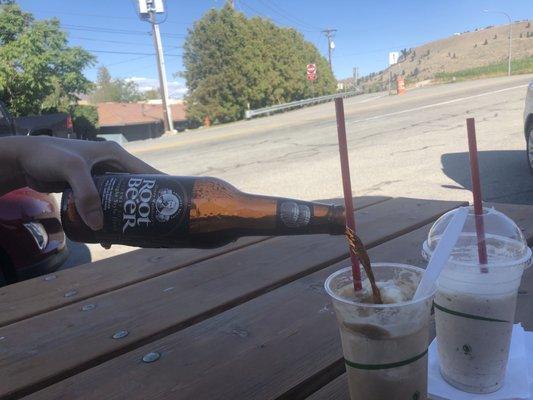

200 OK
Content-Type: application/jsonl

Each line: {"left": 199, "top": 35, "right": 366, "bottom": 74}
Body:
{"left": 97, "top": 102, "right": 187, "bottom": 127}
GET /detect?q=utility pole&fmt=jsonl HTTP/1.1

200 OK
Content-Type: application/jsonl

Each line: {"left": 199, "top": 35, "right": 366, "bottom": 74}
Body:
{"left": 322, "top": 29, "right": 337, "bottom": 73}
{"left": 483, "top": 10, "right": 512, "bottom": 76}
{"left": 352, "top": 67, "right": 358, "bottom": 91}
{"left": 141, "top": 0, "right": 174, "bottom": 132}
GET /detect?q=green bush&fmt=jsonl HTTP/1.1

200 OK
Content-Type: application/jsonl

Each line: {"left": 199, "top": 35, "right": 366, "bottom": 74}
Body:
{"left": 70, "top": 105, "right": 99, "bottom": 140}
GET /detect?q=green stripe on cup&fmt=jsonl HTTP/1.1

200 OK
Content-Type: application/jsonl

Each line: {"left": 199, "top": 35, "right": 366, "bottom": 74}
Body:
{"left": 433, "top": 302, "right": 510, "bottom": 323}
{"left": 344, "top": 349, "right": 428, "bottom": 370}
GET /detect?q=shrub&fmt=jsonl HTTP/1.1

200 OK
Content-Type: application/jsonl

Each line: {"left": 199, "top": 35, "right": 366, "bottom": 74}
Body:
{"left": 70, "top": 105, "right": 99, "bottom": 140}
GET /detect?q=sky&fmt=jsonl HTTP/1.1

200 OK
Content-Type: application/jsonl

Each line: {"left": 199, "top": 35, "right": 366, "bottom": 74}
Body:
{"left": 16, "top": 0, "right": 533, "bottom": 99}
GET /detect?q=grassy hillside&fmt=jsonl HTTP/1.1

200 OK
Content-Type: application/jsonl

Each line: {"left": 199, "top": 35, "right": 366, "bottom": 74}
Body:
{"left": 352, "top": 20, "right": 533, "bottom": 92}
{"left": 434, "top": 56, "right": 533, "bottom": 82}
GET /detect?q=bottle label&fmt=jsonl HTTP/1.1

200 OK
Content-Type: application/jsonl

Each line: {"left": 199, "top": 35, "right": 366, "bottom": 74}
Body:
{"left": 95, "top": 174, "right": 192, "bottom": 239}
{"left": 277, "top": 200, "right": 313, "bottom": 229}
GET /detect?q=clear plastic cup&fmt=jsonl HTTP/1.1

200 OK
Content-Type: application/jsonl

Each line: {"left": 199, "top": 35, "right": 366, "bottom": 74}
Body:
{"left": 422, "top": 206, "right": 532, "bottom": 393}
{"left": 325, "top": 263, "right": 435, "bottom": 400}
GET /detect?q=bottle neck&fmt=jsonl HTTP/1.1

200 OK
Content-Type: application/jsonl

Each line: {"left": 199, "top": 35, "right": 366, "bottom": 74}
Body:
{"left": 278, "top": 202, "right": 345, "bottom": 235}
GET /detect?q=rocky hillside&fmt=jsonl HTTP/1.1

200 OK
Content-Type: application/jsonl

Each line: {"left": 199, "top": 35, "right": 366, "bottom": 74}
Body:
{"left": 351, "top": 20, "right": 533, "bottom": 91}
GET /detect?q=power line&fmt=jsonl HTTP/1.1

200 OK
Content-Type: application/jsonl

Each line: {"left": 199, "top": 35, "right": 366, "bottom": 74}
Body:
{"left": 238, "top": 0, "right": 317, "bottom": 32}
{"left": 34, "top": 9, "right": 142, "bottom": 21}
{"left": 61, "top": 23, "right": 150, "bottom": 35}
{"left": 33, "top": 8, "right": 191, "bottom": 25}
{"left": 256, "top": 0, "right": 322, "bottom": 31}
{"left": 102, "top": 55, "right": 154, "bottom": 67}
{"left": 61, "top": 24, "right": 185, "bottom": 38}
{"left": 237, "top": 0, "right": 293, "bottom": 28}
{"left": 69, "top": 36, "right": 182, "bottom": 49}
{"left": 87, "top": 49, "right": 182, "bottom": 57}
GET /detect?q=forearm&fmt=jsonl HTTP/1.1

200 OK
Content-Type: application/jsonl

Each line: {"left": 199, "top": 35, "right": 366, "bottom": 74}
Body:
{"left": 0, "top": 136, "right": 26, "bottom": 196}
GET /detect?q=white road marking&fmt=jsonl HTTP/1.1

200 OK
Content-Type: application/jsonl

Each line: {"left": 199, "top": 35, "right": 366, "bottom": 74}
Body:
{"left": 352, "top": 94, "right": 387, "bottom": 104}
{"left": 349, "top": 84, "right": 527, "bottom": 125}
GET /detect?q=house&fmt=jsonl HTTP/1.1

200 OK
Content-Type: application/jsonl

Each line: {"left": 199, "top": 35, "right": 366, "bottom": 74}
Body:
{"left": 96, "top": 101, "right": 188, "bottom": 141}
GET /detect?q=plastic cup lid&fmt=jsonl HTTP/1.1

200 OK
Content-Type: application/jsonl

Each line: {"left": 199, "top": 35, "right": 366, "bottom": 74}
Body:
{"left": 422, "top": 206, "right": 532, "bottom": 269}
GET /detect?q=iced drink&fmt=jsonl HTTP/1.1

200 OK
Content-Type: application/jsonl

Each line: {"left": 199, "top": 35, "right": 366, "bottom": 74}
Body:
{"left": 434, "top": 237, "right": 526, "bottom": 393}
{"left": 423, "top": 206, "right": 531, "bottom": 393}
{"left": 325, "top": 263, "right": 435, "bottom": 400}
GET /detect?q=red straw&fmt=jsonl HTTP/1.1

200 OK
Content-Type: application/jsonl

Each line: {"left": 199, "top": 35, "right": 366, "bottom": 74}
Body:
{"left": 335, "top": 98, "right": 362, "bottom": 291}
{"left": 466, "top": 118, "right": 488, "bottom": 272}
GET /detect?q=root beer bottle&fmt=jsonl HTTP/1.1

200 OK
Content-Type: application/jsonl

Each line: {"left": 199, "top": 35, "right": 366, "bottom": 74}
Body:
{"left": 61, "top": 174, "right": 346, "bottom": 248}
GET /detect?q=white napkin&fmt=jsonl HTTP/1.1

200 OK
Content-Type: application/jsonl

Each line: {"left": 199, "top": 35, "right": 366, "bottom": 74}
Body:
{"left": 527, "top": 332, "right": 533, "bottom": 396}
{"left": 428, "top": 324, "right": 530, "bottom": 400}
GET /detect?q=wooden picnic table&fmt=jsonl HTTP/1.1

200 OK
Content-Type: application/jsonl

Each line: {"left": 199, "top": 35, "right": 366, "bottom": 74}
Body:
{"left": 1, "top": 196, "right": 532, "bottom": 400}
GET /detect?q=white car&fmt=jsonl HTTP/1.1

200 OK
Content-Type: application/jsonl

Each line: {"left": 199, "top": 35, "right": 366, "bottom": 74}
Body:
{"left": 525, "top": 81, "right": 533, "bottom": 172}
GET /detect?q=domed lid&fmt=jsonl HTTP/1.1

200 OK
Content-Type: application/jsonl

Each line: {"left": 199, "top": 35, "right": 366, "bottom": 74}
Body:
{"left": 422, "top": 206, "right": 531, "bottom": 268}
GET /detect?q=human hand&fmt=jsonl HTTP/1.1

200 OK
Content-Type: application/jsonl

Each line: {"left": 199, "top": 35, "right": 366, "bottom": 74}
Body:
{"left": 7, "top": 136, "right": 160, "bottom": 231}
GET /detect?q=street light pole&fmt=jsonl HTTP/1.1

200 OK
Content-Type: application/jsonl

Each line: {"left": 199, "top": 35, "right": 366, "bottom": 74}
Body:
{"left": 483, "top": 9, "right": 512, "bottom": 76}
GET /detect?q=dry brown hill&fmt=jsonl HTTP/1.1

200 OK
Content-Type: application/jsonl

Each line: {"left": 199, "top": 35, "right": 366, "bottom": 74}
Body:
{"left": 349, "top": 20, "right": 533, "bottom": 91}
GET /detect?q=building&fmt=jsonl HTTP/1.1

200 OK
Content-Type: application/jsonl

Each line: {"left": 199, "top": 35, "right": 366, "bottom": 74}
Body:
{"left": 96, "top": 101, "right": 188, "bottom": 142}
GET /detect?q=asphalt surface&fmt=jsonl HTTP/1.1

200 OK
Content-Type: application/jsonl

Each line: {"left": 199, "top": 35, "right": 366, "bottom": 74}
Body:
{"left": 64, "top": 74, "right": 533, "bottom": 266}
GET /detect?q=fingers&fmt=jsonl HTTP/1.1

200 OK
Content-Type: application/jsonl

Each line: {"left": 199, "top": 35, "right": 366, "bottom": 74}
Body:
{"left": 91, "top": 141, "right": 162, "bottom": 175}
{"left": 25, "top": 176, "right": 68, "bottom": 194}
{"left": 115, "top": 151, "right": 162, "bottom": 174}
{"left": 64, "top": 156, "right": 104, "bottom": 231}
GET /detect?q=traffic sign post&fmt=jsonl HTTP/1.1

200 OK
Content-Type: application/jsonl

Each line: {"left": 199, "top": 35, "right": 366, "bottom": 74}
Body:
{"left": 388, "top": 52, "right": 400, "bottom": 96}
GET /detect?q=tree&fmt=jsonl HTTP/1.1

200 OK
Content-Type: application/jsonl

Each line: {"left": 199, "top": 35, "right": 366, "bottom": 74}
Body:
{"left": 143, "top": 88, "right": 160, "bottom": 100}
{"left": 483, "top": 39, "right": 488, "bottom": 45}
{"left": 183, "top": 5, "right": 336, "bottom": 124}
{"left": 0, "top": 3, "right": 95, "bottom": 116}
{"left": 71, "top": 104, "right": 99, "bottom": 140}
{"left": 89, "top": 66, "right": 143, "bottom": 103}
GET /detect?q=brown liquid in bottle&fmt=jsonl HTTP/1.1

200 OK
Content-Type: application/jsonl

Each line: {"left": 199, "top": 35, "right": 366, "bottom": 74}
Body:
{"left": 61, "top": 174, "right": 345, "bottom": 248}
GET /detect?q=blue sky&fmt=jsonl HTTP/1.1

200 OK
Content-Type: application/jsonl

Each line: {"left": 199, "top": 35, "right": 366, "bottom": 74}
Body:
{"left": 16, "top": 0, "right": 532, "bottom": 98}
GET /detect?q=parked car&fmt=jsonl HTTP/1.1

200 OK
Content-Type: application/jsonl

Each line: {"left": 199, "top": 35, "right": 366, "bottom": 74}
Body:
{"left": 525, "top": 81, "right": 533, "bottom": 172}
{"left": 0, "top": 188, "right": 68, "bottom": 285}
{"left": 0, "top": 100, "right": 74, "bottom": 138}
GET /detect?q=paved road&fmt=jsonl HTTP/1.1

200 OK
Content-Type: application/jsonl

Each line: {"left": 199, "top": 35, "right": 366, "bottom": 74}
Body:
{"left": 130, "top": 74, "right": 533, "bottom": 204}
{"left": 65, "top": 74, "right": 533, "bottom": 266}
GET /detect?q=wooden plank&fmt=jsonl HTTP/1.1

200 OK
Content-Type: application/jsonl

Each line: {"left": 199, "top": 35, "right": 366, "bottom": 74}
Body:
{"left": 20, "top": 260, "right": 384, "bottom": 400}
{"left": 23, "top": 223, "right": 435, "bottom": 400}
{"left": 0, "top": 236, "right": 267, "bottom": 328}
{"left": 306, "top": 375, "right": 349, "bottom": 400}
{"left": 0, "top": 198, "right": 463, "bottom": 399}
{"left": 0, "top": 196, "right": 389, "bottom": 328}
{"left": 24, "top": 202, "right": 533, "bottom": 400}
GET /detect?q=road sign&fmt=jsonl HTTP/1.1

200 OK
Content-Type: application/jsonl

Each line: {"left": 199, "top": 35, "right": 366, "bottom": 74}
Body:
{"left": 307, "top": 64, "right": 317, "bottom": 81}
{"left": 389, "top": 51, "right": 399, "bottom": 66}
{"left": 139, "top": 0, "right": 165, "bottom": 14}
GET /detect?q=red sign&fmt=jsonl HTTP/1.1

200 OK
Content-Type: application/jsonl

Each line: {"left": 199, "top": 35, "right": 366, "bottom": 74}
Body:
{"left": 307, "top": 63, "right": 317, "bottom": 81}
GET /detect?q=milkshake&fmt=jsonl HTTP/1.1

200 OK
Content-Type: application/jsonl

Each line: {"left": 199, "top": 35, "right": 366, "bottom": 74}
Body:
{"left": 325, "top": 263, "right": 435, "bottom": 400}
{"left": 423, "top": 206, "right": 531, "bottom": 393}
